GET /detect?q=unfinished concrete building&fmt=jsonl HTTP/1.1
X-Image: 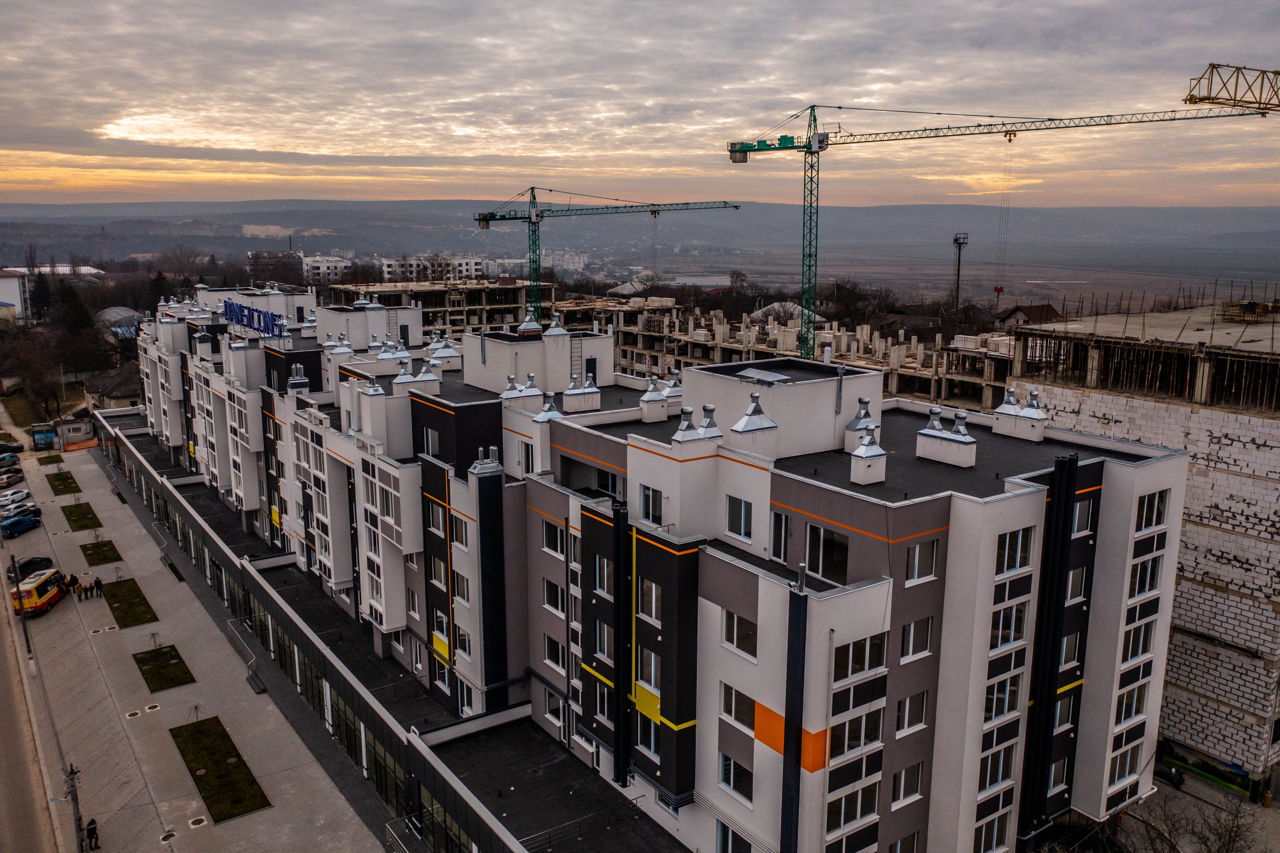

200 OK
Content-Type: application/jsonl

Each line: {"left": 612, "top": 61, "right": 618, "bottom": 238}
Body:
{"left": 328, "top": 277, "right": 537, "bottom": 334}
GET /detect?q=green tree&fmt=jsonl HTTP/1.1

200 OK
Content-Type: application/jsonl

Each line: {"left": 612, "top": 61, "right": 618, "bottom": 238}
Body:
{"left": 29, "top": 272, "right": 53, "bottom": 320}
{"left": 52, "top": 280, "right": 92, "bottom": 333}
{"left": 148, "top": 271, "right": 173, "bottom": 308}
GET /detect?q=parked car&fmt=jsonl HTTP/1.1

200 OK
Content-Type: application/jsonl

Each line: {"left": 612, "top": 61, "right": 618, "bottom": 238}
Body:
{"left": 12, "top": 555, "right": 53, "bottom": 581}
{"left": 1, "top": 514, "right": 41, "bottom": 539}
{"left": 0, "top": 441, "right": 22, "bottom": 454}
{"left": 0, "top": 470, "right": 24, "bottom": 488}
{"left": 1, "top": 501, "right": 36, "bottom": 519}
{"left": 0, "top": 453, "right": 20, "bottom": 469}
{"left": 0, "top": 489, "right": 31, "bottom": 506}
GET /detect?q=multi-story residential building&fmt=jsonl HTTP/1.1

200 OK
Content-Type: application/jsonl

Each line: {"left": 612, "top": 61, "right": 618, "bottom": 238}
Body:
{"left": 374, "top": 255, "right": 488, "bottom": 283}
{"left": 303, "top": 254, "right": 352, "bottom": 286}
{"left": 247, "top": 250, "right": 304, "bottom": 286}
{"left": 329, "top": 277, "right": 535, "bottom": 334}
{"left": 110, "top": 292, "right": 1191, "bottom": 853}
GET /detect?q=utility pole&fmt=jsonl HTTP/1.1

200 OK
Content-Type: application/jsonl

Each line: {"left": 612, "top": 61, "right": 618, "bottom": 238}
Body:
{"left": 953, "top": 233, "right": 968, "bottom": 316}
{"left": 66, "top": 763, "right": 86, "bottom": 852}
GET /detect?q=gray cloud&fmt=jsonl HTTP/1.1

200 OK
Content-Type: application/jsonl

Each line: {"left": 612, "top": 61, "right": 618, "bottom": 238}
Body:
{"left": 1, "top": 0, "right": 1277, "bottom": 201}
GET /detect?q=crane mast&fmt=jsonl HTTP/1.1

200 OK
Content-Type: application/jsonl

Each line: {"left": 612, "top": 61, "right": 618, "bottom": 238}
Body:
{"left": 729, "top": 64, "right": 1273, "bottom": 359}
{"left": 477, "top": 189, "right": 738, "bottom": 321}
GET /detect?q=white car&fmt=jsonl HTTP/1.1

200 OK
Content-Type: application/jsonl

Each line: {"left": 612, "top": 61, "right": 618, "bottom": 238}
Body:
{"left": 0, "top": 488, "right": 31, "bottom": 507}
{"left": 1, "top": 501, "right": 37, "bottom": 518}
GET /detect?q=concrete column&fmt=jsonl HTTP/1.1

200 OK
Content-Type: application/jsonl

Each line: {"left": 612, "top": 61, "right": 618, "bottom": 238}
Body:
{"left": 1193, "top": 356, "right": 1213, "bottom": 404}
{"left": 1086, "top": 344, "right": 1101, "bottom": 388}
{"left": 1013, "top": 338, "right": 1026, "bottom": 377}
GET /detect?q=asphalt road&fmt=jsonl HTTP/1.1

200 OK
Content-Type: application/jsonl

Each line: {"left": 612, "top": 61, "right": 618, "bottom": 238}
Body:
{"left": 0, "top": 591, "right": 57, "bottom": 852}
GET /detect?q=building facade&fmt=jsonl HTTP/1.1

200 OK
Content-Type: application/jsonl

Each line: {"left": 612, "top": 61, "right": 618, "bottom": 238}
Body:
{"left": 119, "top": 290, "right": 1191, "bottom": 852}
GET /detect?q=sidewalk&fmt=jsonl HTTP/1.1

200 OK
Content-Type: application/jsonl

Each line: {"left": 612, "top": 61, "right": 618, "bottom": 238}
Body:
{"left": 8, "top": 444, "right": 382, "bottom": 851}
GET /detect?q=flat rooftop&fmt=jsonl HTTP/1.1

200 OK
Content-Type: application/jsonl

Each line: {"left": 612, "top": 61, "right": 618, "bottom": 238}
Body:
{"left": 174, "top": 482, "right": 287, "bottom": 560}
{"left": 776, "top": 408, "right": 1150, "bottom": 502}
{"left": 434, "top": 719, "right": 685, "bottom": 853}
{"left": 588, "top": 413, "right": 681, "bottom": 443}
{"left": 1025, "top": 305, "right": 1280, "bottom": 354}
{"left": 693, "top": 356, "right": 874, "bottom": 384}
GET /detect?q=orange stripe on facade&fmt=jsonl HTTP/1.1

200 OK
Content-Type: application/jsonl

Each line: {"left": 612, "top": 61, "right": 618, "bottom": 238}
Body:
{"left": 627, "top": 443, "right": 770, "bottom": 473}
{"left": 755, "top": 703, "right": 785, "bottom": 754}
{"left": 504, "top": 426, "right": 533, "bottom": 440}
{"left": 264, "top": 411, "right": 285, "bottom": 425}
{"left": 634, "top": 534, "right": 700, "bottom": 557}
{"left": 550, "top": 442, "right": 626, "bottom": 473}
{"left": 769, "top": 501, "right": 947, "bottom": 544}
{"left": 1075, "top": 485, "right": 1102, "bottom": 495}
{"left": 420, "top": 400, "right": 454, "bottom": 415}
{"left": 326, "top": 448, "right": 354, "bottom": 466}
{"left": 800, "top": 728, "right": 828, "bottom": 773}
{"left": 581, "top": 510, "right": 614, "bottom": 528}
{"left": 525, "top": 504, "right": 579, "bottom": 532}
{"left": 423, "top": 492, "right": 476, "bottom": 524}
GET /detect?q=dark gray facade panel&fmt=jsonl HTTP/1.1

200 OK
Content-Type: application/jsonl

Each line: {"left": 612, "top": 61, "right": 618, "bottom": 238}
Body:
{"left": 718, "top": 718, "right": 755, "bottom": 772}
{"left": 699, "top": 550, "right": 759, "bottom": 619}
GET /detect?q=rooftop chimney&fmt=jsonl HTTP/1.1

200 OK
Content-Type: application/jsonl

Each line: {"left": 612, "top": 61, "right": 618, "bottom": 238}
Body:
{"left": 916, "top": 406, "right": 977, "bottom": 467}
{"left": 850, "top": 424, "right": 887, "bottom": 485}
{"left": 992, "top": 387, "right": 1049, "bottom": 442}
{"left": 639, "top": 375, "right": 668, "bottom": 423}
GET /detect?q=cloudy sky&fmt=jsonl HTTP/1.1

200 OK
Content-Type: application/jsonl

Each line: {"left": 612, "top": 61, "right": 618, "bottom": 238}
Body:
{"left": 2, "top": 0, "right": 1276, "bottom": 205}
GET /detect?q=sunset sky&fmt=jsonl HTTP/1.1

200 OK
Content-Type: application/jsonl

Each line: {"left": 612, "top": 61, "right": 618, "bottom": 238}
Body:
{"left": 2, "top": 0, "right": 1277, "bottom": 206}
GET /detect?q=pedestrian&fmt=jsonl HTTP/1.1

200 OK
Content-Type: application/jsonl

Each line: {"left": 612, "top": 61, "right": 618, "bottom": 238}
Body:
{"left": 94, "top": 577, "right": 103, "bottom": 598}
{"left": 85, "top": 817, "right": 100, "bottom": 850}
{"left": 75, "top": 580, "right": 83, "bottom": 601}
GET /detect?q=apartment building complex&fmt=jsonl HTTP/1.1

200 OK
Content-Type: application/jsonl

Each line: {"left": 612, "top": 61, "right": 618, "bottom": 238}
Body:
{"left": 112, "top": 288, "right": 1190, "bottom": 853}
{"left": 302, "top": 254, "right": 353, "bottom": 286}
{"left": 329, "top": 276, "right": 534, "bottom": 335}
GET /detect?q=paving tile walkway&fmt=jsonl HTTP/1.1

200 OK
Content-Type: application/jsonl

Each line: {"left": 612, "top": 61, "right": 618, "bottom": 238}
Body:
{"left": 6, "top": 444, "right": 383, "bottom": 852}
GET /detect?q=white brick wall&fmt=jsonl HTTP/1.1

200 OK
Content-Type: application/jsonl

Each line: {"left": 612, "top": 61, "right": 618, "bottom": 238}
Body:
{"left": 1013, "top": 381, "right": 1280, "bottom": 775}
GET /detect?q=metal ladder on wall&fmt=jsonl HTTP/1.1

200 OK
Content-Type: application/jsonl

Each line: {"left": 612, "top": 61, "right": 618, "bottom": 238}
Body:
{"left": 570, "top": 335, "right": 583, "bottom": 379}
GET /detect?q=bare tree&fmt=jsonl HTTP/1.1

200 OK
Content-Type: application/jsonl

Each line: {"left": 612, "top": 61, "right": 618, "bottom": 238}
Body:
{"left": 1121, "top": 791, "right": 1269, "bottom": 853}
{"left": 158, "top": 243, "right": 204, "bottom": 277}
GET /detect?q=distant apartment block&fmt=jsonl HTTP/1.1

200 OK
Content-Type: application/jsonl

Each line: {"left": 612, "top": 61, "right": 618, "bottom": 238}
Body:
{"left": 375, "top": 255, "right": 488, "bottom": 282}
{"left": 303, "top": 254, "right": 352, "bottom": 286}
{"left": 247, "top": 250, "right": 304, "bottom": 286}
{"left": 105, "top": 286, "right": 1194, "bottom": 852}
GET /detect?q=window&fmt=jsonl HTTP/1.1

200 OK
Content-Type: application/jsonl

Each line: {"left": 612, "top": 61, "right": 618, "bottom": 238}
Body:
{"left": 449, "top": 513, "right": 468, "bottom": 548}
{"left": 638, "top": 717, "right": 659, "bottom": 754}
{"left": 452, "top": 625, "right": 471, "bottom": 657}
{"left": 1050, "top": 756, "right": 1070, "bottom": 793}
{"left": 990, "top": 603, "right": 1027, "bottom": 650}
{"left": 595, "top": 620, "right": 614, "bottom": 662}
{"left": 426, "top": 427, "right": 440, "bottom": 457}
{"left": 1109, "top": 743, "right": 1143, "bottom": 786}
{"left": 521, "top": 441, "right": 534, "bottom": 474}
{"left": 726, "top": 495, "right": 752, "bottom": 539}
{"left": 1066, "top": 566, "right": 1087, "bottom": 602}
{"left": 451, "top": 569, "right": 470, "bottom": 604}
{"left": 1055, "top": 694, "right": 1076, "bottom": 731}
{"left": 640, "top": 485, "right": 663, "bottom": 525}
{"left": 833, "top": 633, "right": 888, "bottom": 683}
{"left": 412, "top": 638, "right": 423, "bottom": 671}
{"left": 1061, "top": 632, "right": 1081, "bottom": 668}
{"left": 543, "top": 520, "right": 565, "bottom": 555}
{"left": 431, "top": 656, "right": 450, "bottom": 693}
{"left": 905, "top": 540, "right": 937, "bottom": 582}
{"left": 595, "top": 681, "right": 614, "bottom": 725}
{"left": 974, "top": 811, "right": 1010, "bottom": 853}
{"left": 388, "top": 629, "right": 405, "bottom": 650}
{"left": 770, "top": 511, "right": 789, "bottom": 561}
{"left": 1072, "top": 499, "right": 1094, "bottom": 536}
{"left": 1123, "top": 621, "right": 1154, "bottom": 663}
{"left": 900, "top": 617, "right": 932, "bottom": 660}
{"left": 722, "top": 684, "right": 756, "bottom": 731}
{"left": 889, "top": 833, "right": 919, "bottom": 853}
{"left": 1135, "top": 489, "right": 1169, "bottom": 532}
{"left": 806, "top": 523, "right": 849, "bottom": 584}
{"left": 826, "top": 780, "right": 877, "bottom": 832}
{"left": 724, "top": 609, "right": 758, "bottom": 657}
{"left": 428, "top": 502, "right": 446, "bottom": 534}
{"left": 829, "top": 708, "right": 883, "bottom": 759}
{"left": 979, "top": 744, "right": 1016, "bottom": 790}
{"left": 1115, "top": 683, "right": 1148, "bottom": 725}
{"left": 896, "top": 690, "right": 928, "bottom": 733}
{"left": 638, "top": 647, "right": 660, "bottom": 693}
{"left": 720, "top": 753, "right": 753, "bottom": 802}
{"left": 545, "top": 635, "right": 566, "bottom": 671}
{"left": 985, "top": 676, "right": 1020, "bottom": 722}
{"left": 996, "top": 526, "right": 1034, "bottom": 574}
{"left": 406, "top": 587, "right": 419, "bottom": 618}
{"left": 546, "top": 690, "right": 563, "bottom": 725}
{"left": 544, "top": 578, "right": 566, "bottom": 614}
{"left": 594, "top": 556, "right": 614, "bottom": 598}
{"left": 595, "top": 468, "right": 618, "bottom": 497}
{"left": 569, "top": 534, "right": 581, "bottom": 567}
{"left": 433, "top": 609, "right": 448, "bottom": 638}
{"left": 1129, "top": 555, "right": 1161, "bottom": 599}
{"left": 892, "top": 762, "right": 923, "bottom": 804}
{"left": 458, "top": 681, "right": 474, "bottom": 715}
{"left": 639, "top": 578, "right": 661, "bottom": 624}
{"left": 717, "top": 821, "right": 752, "bottom": 853}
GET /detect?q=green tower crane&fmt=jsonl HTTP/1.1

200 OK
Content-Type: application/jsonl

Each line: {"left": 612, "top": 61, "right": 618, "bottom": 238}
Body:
{"left": 728, "top": 63, "right": 1274, "bottom": 360}
{"left": 476, "top": 188, "right": 739, "bottom": 321}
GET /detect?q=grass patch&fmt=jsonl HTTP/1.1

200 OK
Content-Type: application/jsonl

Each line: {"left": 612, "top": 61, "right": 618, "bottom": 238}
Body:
{"left": 133, "top": 645, "right": 195, "bottom": 692}
{"left": 170, "top": 717, "right": 270, "bottom": 823}
{"left": 46, "top": 471, "right": 81, "bottom": 495}
{"left": 80, "top": 540, "right": 122, "bottom": 566}
{"left": 102, "top": 578, "right": 158, "bottom": 628}
{"left": 0, "top": 430, "right": 14, "bottom": 441}
{"left": 61, "top": 502, "right": 102, "bottom": 531}
{"left": 2, "top": 395, "right": 39, "bottom": 428}
{"left": 37, "top": 454, "right": 63, "bottom": 465}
